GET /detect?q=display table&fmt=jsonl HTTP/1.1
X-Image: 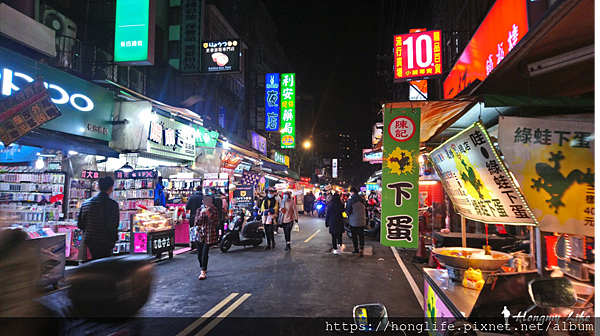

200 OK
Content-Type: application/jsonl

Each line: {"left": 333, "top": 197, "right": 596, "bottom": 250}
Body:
{"left": 434, "top": 232, "right": 522, "bottom": 251}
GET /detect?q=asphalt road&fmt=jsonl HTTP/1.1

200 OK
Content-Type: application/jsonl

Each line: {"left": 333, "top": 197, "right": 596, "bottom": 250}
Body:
{"left": 37, "top": 215, "right": 426, "bottom": 336}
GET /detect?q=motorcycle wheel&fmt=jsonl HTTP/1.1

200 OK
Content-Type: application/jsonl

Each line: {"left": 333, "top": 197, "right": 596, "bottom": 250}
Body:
{"left": 219, "top": 239, "right": 232, "bottom": 252}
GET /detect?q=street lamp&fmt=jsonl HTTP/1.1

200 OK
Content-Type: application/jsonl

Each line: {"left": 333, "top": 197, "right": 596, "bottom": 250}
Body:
{"left": 304, "top": 141, "right": 311, "bottom": 148}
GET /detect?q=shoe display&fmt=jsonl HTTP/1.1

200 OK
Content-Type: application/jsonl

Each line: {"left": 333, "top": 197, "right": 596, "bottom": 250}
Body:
{"left": 198, "top": 271, "right": 206, "bottom": 280}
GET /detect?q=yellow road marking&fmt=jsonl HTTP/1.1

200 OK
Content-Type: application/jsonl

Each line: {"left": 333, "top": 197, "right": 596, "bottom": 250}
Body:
{"left": 176, "top": 293, "right": 239, "bottom": 336}
{"left": 304, "top": 229, "right": 321, "bottom": 243}
{"left": 194, "top": 293, "right": 252, "bottom": 336}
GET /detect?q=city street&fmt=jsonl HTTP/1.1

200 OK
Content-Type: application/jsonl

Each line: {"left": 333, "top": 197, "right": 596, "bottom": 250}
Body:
{"left": 38, "top": 215, "right": 426, "bottom": 335}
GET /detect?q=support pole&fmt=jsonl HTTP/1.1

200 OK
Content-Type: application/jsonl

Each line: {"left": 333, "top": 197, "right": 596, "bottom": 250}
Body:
{"left": 461, "top": 216, "right": 467, "bottom": 248}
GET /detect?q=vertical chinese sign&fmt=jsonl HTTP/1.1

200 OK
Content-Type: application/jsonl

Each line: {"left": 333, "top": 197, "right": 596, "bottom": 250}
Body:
{"left": 498, "top": 117, "right": 594, "bottom": 236}
{"left": 332, "top": 158, "right": 338, "bottom": 178}
{"left": 114, "top": 0, "right": 155, "bottom": 65}
{"left": 429, "top": 121, "right": 537, "bottom": 226}
{"left": 381, "top": 106, "right": 421, "bottom": 248}
{"left": 265, "top": 73, "right": 280, "bottom": 131}
{"left": 393, "top": 30, "right": 442, "bottom": 82}
{"left": 180, "top": 0, "right": 202, "bottom": 73}
{"left": 280, "top": 73, "right": 296, "bottom": 149}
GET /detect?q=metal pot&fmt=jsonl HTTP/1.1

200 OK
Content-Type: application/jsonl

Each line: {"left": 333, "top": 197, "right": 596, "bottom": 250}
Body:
{"left": 509, "top": 252, "right": 536, "bottom": 271}
{"left": 432, "top": 247, "right": 513, "bottom": 271}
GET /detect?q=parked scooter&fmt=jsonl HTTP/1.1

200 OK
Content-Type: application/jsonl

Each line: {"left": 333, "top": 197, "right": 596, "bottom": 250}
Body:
{"left": 219, "top": 209, "right": 265, "bottom": 252}
{"left": 345, "top": 207, "right": 381, "bottom": 240}
{"left": 316, "top": 200, "right": 327, "bottom": 217}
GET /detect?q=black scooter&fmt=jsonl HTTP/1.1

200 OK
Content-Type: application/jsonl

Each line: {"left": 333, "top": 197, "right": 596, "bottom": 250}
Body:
{"left": 345, "top": 208, "right": 381, "bottom": 240}
{"left": 219, "top": 209, "right": 265, "bottom": 252}
{"left": 316, "top": 200, "right": 327, "bottom": 217}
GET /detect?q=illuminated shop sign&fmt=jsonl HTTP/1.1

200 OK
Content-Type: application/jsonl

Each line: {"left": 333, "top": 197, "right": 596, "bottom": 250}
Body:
{"left": 393, "top": 30, "right": 443, "bottom": 82}
{"left": 280, "top": 73, "right": 295, "bottom": 149}
{"left": 0, "top": 47, "right": 114, "bottom": 141}
{"left": 332, "top": 158, "right": 338, "bottom": 178}
{"left": 147, "top": 115, "right": 195, "bottom": 161}
{"left": 271, "top": 150, "right": 289, "bottom": 167}
{"left": 201, "top": 39, "right": 241, "bottom": 73}
{"left": 265, "top": 73, "right": 280, "bottom": 131}
{"left": 114, "top": 0, "right": 155, "bottom": 65}
{"left": 443, "top": 0, "right": 528, "bottom": 98}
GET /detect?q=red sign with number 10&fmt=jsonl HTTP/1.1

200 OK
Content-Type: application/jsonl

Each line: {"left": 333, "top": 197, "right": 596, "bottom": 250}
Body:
{"left": 393, "top": 30, "right": 443, "bottom": 82}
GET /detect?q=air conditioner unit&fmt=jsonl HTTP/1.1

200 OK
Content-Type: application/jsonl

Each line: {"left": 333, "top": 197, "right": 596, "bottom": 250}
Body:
{"left": 42, "top": 6, "right": 77, "bottom": 69}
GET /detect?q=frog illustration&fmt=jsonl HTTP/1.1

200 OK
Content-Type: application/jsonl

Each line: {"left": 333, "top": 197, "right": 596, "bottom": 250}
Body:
{"left": 531, "top": 151, "right": 594, "bottom": 213}
{"left": 459, "top": 158, "right": 484, "bottom": 199}
{"left": 388, "top": 152, "right": 410, "bottom": 173}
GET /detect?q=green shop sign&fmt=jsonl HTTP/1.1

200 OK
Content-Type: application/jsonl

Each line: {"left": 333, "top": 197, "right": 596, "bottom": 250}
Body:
{"left": 280, "top": 73, "right": 296, "bottom": 149}
{"left": 381, "top": 106, "right": 421, "bottom": 248}
{"left": 0, "top": 47, "right": 114, "bottom": 141}
{"left": 114, "top": 0, "right": 155, "bottom": 65}
{"left": 194, "top": 125, "right": 219, "bottom": 147}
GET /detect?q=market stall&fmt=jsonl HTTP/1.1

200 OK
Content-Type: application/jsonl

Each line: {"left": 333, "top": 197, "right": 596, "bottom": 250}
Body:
{"left": 130, "top": 207, "right": 174, "bottom": 259}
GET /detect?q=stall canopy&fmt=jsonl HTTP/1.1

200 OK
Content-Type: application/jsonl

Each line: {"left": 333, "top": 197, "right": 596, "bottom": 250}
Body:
{"left": 260, "top": 157, "right": 288, "bottom": 172}
{"left": 219, "top": 140, "right": 260, "bottom": 160}
{"left": 15, "top": 128, "right": 120, "bottom": 158}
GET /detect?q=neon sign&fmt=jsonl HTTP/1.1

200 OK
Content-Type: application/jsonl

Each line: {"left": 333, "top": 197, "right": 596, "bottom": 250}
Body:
{"left": 265, "top": 73, "right": 280, "bottom": 131}
{"left": 280, "top": 73, "right": 295, "bottom": 149}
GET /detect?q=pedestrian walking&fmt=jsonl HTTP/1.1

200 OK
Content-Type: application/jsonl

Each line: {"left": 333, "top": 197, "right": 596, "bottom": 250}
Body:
{"left": 195, "top": 198, "right": 220, "bottom": 280}
{"left": 346, "top": 187, "right": 367, "bottom": 257}
{"left": 280, "top": 191, "right": 298, "bottom": 251}
{"left": 260, "top": 188, "right": 279, "bottom": 249}
{"left": 208, "top": 187, "right": 224, "bottom": 240}
{"left": 303, "top": 191, "right": 315, "bottom": 216}
{"left": 185, "top": 186, "right": 204, "bottom": 253}
{"left": 326, "top": 193, "right": 345, "bottom": 255}
{"left": 77, "top": 176, "right": 120, "bottom": 260}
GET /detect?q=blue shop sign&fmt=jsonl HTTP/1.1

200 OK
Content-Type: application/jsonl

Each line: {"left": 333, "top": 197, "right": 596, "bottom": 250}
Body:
{"left": 0, "top": 47, "right": 114, "bottom": 141}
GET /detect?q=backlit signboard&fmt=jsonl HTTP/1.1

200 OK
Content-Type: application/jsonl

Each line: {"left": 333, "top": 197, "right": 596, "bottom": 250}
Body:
{"left": 114, "top": 0, "right": 155, "bottom": 65}
{"left": 201, "top": 39, "right": 241, "bottom": 73}
{"left": 271, "top": 150, "right": 289, "bottom": 167}
{"left": 443, "top": 0, "right": 528, "bottom": 98}
{"left": 363, "top": 149, "right": 383, "bottom": 163}
{"left": 409, "top": 80, "right": 428, "bottom": 100}
{"left": 265, "top": 73, "right": 280, "bottom": 131}
{"left": 393, "top": 30, "right": 442, "bottom": 82}
{"left": 280, "top": 73, "right": 296, "bottom": 149}
{"left": 332, "top": 158, "right": 338, "bottom": 178}
{"left": 250, "top": 131, "right": 267, "bottom": 155}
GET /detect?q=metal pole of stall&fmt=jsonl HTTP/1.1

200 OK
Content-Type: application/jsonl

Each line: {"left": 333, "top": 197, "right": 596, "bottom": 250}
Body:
{"left": 461, "top": 216, "right": 467, "bottom": 248}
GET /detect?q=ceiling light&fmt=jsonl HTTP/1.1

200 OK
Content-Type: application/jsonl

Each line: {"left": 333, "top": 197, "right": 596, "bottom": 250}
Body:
{"left": 119, "top": 162, "right": 134, "bottom": 172}
{"left": 68, "top": 150, "right": 78, "bottom": 155}
{"left": 35, "top": 157, "right": 45, "bottom": 169}
{"left": 527, "top": 45, "right": 594, "bottom": 77}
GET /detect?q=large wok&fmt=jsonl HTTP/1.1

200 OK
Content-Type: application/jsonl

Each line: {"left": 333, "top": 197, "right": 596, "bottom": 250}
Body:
{"left": 432, "top": 247, "right": 513, "bottom": 271}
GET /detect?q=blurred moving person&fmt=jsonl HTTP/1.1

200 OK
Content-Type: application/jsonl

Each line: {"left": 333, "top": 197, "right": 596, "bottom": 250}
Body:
{"left": 196, "top": 197, "right": 220, "bottom": 280}
{"left": 185, "top": 186, "right": 204, "bottom": 253}
{"left": 303, "top": 191, "right": 315, "bottom": 216}
{"left": 78, "top": 176, "right": 120, "bottom": 260}
{"left": 280, "top": 191, "right": 298, "bottom": 251}
{"left": 346, "top": 187, "right": 366, "bottom": 257}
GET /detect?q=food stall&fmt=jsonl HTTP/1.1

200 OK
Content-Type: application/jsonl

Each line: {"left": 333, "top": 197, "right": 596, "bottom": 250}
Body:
{"left": 423, "top": 120, "right": 594, "bottom": 333}
{"left": 130, "top": 207, "right": 175, "bottom": 259}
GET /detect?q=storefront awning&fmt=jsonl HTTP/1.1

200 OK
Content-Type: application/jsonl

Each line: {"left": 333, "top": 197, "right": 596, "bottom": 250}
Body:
{"left": 218, "top": 140, "right": 261, "bottom": 160}
{"left": 15, "top": 129, "right": 120, "bottom": 158}
{"left": 260, "top": 157, "right": 288, "bottom": 172}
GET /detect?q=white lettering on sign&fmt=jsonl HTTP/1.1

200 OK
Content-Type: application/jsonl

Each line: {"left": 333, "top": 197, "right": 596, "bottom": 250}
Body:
{"left": 0, "top": 68, "right": 95, "bottom": 112}
{"left": 149, "top": 122, "right": 163, "bottom": 143}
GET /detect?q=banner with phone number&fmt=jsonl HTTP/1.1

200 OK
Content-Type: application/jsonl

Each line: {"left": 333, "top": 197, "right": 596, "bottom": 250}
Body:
{"left": 381, "top": 106, "right": 420, "bottom": 248}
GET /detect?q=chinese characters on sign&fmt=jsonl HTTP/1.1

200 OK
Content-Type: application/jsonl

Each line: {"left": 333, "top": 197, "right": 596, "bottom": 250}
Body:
{"left": 250, "top": 131, "right": 267, "bottom": 155}
{"left": 147, "top": 115, "right": 195, "bottom": 160}
{"left": 280, "top": 73, "right": 296, "bottom": 149}
{"left": 443, "top": 0, "right": 528, "bottom": 98}
{"left": 265, "top": 73, "right": 280, "bottom": 131}
{"left": 0, "top": 77, "right": 61, "bottom": 146}
{"left": 201, "top": 39, "right": 240, "bottom": 73}
{"left": 381, "top": 106, "right": 421, "bottom": 248}
{"left": 498, "top": 117, "right": 594, "bottom": 236}
{"left": 233, "top": 185, "right": 254, "bottom": 212}
{"left": 115, "top": 170, "right": 154, "bottom": 180}
{"left": 114, "top": 0, "right": 154, "bottom": 65}
{"left": 429, "top": 121, "right": 536, "bottom": 225}
{"left": 393, "top": 30, "right": 443, "bottom": 82}
{"left": 332, "top": 158, "right": 338, "bottom": 178}
{"left": 80, "top": 170, "right": 100, "bottom": 179}
{"left": 180, "top": 0, "right": 202, "bottom": 73}
{"left": 271, "top": 150, "right": 289, "bottom": 166}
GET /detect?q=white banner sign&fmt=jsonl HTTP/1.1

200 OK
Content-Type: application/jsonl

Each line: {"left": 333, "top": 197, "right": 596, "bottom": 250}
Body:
{"left": 498, "top": 117, "right": 594, "bottom": 236}
{"left": 430, "top": 121, "right": 536, "bottom": 225}
{"left": 332, "top": 158, "right": 338, "bottom": 178}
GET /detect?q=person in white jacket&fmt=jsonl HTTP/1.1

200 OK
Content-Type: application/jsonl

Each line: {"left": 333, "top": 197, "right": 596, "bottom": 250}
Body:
{"left": 280, "top": 191, "right": 298, "bottom": 251}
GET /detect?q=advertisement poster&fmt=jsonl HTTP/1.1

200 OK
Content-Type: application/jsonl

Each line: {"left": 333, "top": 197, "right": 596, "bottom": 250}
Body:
{"left": 424, "top": 280, "right": 455, "bottom": 336}
{"left": 133, "top": 232, "right": 147, "bottom": 253}
{"left": 429, "top": 122, "right": 536, "bottom": 225}
{"left": 381, "top": 106, "right": 421, "bottom": 248}
{"left": 233, "top": 184, "right": 254, "bottom": 212}
{"left": 498, "top": 117, "right": 594, "bottom": 236}
{"left": 393, "top": 30, "right": 443, "bottom": 82}
{"left": 201, "top": 39, "right": 240, "bottom": 73}
{"left": 443, "top": 0, "right": 528, "bottom": 98}
{"left": 0, "top": 77, "right": 61, "bottom": 146}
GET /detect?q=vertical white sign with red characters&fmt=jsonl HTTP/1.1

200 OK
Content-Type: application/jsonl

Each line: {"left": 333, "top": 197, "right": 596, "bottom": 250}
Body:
{"left": 381, "top": 106, "right": 421, "bottom": 248}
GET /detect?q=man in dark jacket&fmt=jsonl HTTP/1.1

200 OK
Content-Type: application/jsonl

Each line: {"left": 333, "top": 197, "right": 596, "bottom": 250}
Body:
{"left": 77, "top": 176, "right": 120, "bottom": 260}
{"left": 186, "top": 186, "right": 204, "bottom": 253}
{"left": 303, "top": 191, "right": 315, "bottom": 216}
{"left": 208, "top": 187, "right": 224, "bottom": 240}
{"left": 345, "top": 187, "right": 367, "bottom": 256}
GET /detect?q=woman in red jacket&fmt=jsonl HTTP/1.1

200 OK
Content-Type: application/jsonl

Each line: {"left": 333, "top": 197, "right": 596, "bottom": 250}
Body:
{"left": 195, "top": 199, "right": 220, "bottom": 280}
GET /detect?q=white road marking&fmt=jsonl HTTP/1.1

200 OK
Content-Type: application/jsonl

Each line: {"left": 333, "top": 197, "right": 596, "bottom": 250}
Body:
{"left": 176, "top": 293, "right": 238, "bottom": 336}
{"left": 391, "top": 247, "right": 424, "bottom": 310}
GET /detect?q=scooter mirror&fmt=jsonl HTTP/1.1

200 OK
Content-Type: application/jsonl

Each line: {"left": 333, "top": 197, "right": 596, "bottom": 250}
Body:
{"left": 353, "top": 303, "right": 388, "bottom": 331}
{"left": 528, "top": 277, "right": 576, "bottom": 308}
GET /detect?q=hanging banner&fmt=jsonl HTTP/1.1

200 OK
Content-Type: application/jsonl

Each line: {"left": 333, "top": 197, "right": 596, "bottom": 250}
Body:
{"left": 280, "top": 73, "right": 296, "bottom": 148}
{"left": 429, "top": 121, "right": 537, "bottom": 225}
{"left": 498, "top": 117, "right": 594, "bottom": 236}
{"left": 265, "top": 73, "right": 280, "bottom": 131}
{"left": 0, "top": 77, "right": 61, "bottom": 146}
{"left": 381, "top": 106, "right": 421, "bottom": 248}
